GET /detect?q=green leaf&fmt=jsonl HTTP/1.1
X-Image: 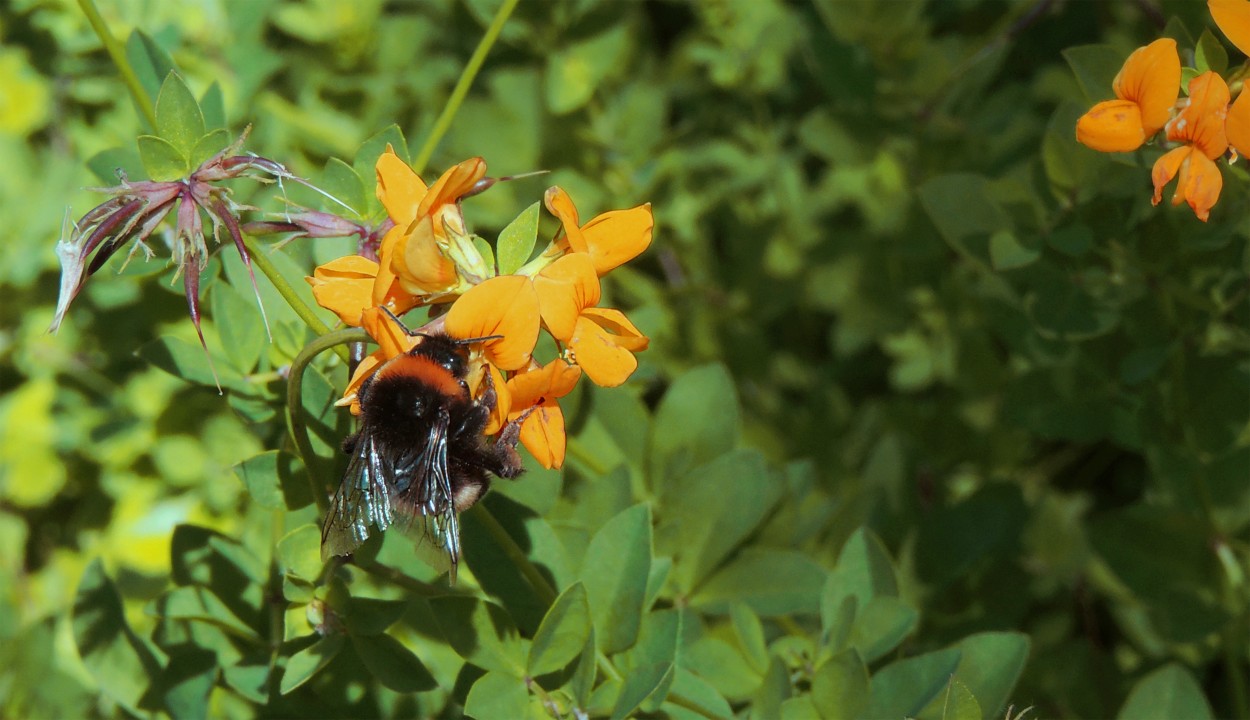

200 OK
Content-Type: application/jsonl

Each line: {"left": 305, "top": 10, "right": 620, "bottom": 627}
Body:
{"left": 821, "top": 527, "right": 899, "bottom": 642}
{"left": 865, "top": 648, "right": 962, "bottom": 719}
{"left": 850, "top": 596, "right": 918, "bottom": 663}
{"left": 87, "top": 145, "right": 145, "bottom": 184}
{"left": 221, "top": 660, "right": 269, "bottom": 703}
{"left": 579, "top": 503, "right": 652, "bottom": 654}
{"left": 1062, "top": 45, "right": 1123, "bottom": 102}
{"left": 1117, "top": 664, "right": 1213, "bottom": 720}
{"left": 190, "top": 128, "right": 230, "bottom": 169}
{"left": 916, "top": 485, "right": 1027, "bottom": 587}
{"left": 731, "top": 603, "right": 769, "bottom": 675}
{"left": 918, "top": 173, "right": 1010, "bottom": 267}
{"left": 137, "top": 335, "right": 245, "bottom": 390}
{"left": 751, "top": 657, "right": 793, "bottom": 720}
{"left": 658, "top": 449, "right": 779, "bottom": 593}
{"left": 137, "top": 134, "right": 189, "bottom": 181}
{"left": 949, "top": 632, "right": 1030, "bottom": 718}
{"left": 650, "top": 364, "right": 741, "bottom": 484}
{"left": 429, "top": 596, "right": 527, "bottom": 677}
{"left": 546, "top": 25, "right": 630, "bottom": 114}
{"left": 780, "top": 695, "right": 822, "bottom": 720}
{"left": 280, "top": 635, "right": 344, "bottom": 694}
{"left": 497, "top": 201, "right": 541, "bottom": 275}
{"left": 666, "top": 668, "right": 734, "bottom": 720}
{"left": 155, "top": 72, "right": 206, "bottom": 158}
{"left": 149, "top": 586, "right": 259, "bottom": 641}
{"left": 276, "top": 524, "right": 322, "bottom": 582}
{"left": 211, "top": 282, "right": 266, "bottom": 373}
{"left": 989, "top": 230, "right": 1040, "bottom": 271}
{"left": 691, "top": 547, "right": 824, "bottom": 616}
{"left": 322, "top": 157, "right": 368, "bottom": 216}
{"left": 124, "top": 30, "right": 176, "bottom": 108}
{"left": 465, "top": 670, "right": 530, "bottom": 719}
{"left": 233, "top": 450, "right": 311, "bottom": 512}
{"left": 350, "top": 632, "right": 437, "bottom": 692}
{"left": 355, "top": 124, "right": 409, "bottom": 181}
{"left": 612, "top": 661, "right": 674, "bottom": 720}
{"left": 200, "top": 81, "right": 226, "bottom": 130}
{"left": 810, "top": 648, "right": 870, "bottom": 720}
{"left": 72, "top": 560, "right": 163, "bottom": 713}
{"left": 156, "top": 647, "right": 215, "bottom": 720}
{"left": 528, "top": 582, "right": 592, "bottom": 677}
{"left": 345, "top": 597, "right": 409, "bottom": 636}
{"left": 918, "top": 679, "right": 982, "bottom": 720}
{"left": 1196, "top": 29, "right": 1229, "bottom": 75}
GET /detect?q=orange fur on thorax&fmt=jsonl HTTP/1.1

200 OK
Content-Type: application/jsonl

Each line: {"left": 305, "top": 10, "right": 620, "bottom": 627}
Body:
{"left": 377, "top": 355, "right": 466, "bottom": 400}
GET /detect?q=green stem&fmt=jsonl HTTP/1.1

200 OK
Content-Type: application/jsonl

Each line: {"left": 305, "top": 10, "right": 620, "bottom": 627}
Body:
{"left": 78, "top": 0, "right": 157, "bottom": 130}
{"left": 287, "top": 328, "right": 371, "bottom": 512}
{"left": 241, "top": 236, "right": 350, "bottom": 362}
{"left": 466, "top": 503, "right": 557, "bottom": 606}
{"left": 410, "top": 0, "right": 520, "bottom": 174}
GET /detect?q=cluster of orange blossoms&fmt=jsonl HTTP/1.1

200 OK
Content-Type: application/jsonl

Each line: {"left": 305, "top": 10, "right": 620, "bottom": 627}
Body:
{"left": 307, "top": 148, "right": 653, "bottom": 469}
{"left": 1075, "top": 1, "right": 1250, "bottom": 221}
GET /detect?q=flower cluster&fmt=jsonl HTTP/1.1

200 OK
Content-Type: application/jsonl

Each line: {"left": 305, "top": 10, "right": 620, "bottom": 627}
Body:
{"left": 1075, "top": 2, "right": 1250, "bottom": 221}
{"left": 308, "top": 148, "right": 653, "bottom": 469}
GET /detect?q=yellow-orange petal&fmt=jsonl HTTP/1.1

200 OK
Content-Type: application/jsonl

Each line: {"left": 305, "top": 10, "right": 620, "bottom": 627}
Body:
{"left": 418, "top": 158, "right": 487, "bottom": 219}
{"left": 445, "top": 275, "right": 540, "bottom": 371}
{"left": 478, "top": 362, "right": 511, "bottom": 435}
{"left": 340, "top": 351, "right": 384, "bottom": 415}
{"left": 1076, "top": 99, "right": 1147, "bottom": 152}
{"left": 507, "top": 359, "right": 582, "bottom": 408}
{"left": 581, "top": 308, "right": 650, "bottom": 351}
{"left": 534, "top": 253, "right": 601, "bottom": 342}
{"left": 1112, "top": 38, "right": 1181, "bottom": 136}
{"left": 1152, "top": 145, "right": 1190, "bottom": 206}
{"left": 1176, "top": 150, "right": 1224, "bottom": 221}
{"left": 1211, "top": 0, "right": 1250, "bottom": 58}
{"left": 376, "top": 145, "right": 427, "bottom": 226}
{"left": 1227, "top": 88, "right": 1250, "bottom": 155}
{"left": 307, "top": 255, "right": 380, "bottom": 325}
{"left": 362, "top": 306, "right": 418, "bottom": 360}
{"left": 1168, "top": 71, "right": 1230, "bottom": 159}
{"left": 580, "top": 204, "right": 654, "bottom": 275}
{"left": 395, "top": 215, "right": 459, "bottom": 295}
{"left": 544, "top": 186, "right": 588, "bottom": 253}
{"left": 568, "top": 308, "right": 649, "bottom": 387}
{"left": 519, "top": 402, "right": 566, "bottom": 469}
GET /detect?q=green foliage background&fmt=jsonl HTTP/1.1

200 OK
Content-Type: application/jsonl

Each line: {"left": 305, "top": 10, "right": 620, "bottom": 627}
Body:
{"left": 0, "top": 0, "right": 1246, "bottom": 717}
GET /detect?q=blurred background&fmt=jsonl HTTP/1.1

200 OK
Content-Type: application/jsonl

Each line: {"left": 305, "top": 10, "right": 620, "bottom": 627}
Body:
{"left": 1, "top": 0, "right": 1248, "bottom": 717}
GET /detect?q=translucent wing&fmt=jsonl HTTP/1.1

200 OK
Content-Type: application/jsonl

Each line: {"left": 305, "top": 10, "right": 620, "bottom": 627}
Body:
{"left": 321, "top": 432, "right": 395, "bottom": 560}
{"left": 392, "top": 406, "right": 464, "bottom": 581}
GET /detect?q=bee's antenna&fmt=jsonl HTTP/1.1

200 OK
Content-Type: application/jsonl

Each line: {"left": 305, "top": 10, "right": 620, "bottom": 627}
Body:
{"left": 378, "top": 306, "right": 502, "bottom": 345}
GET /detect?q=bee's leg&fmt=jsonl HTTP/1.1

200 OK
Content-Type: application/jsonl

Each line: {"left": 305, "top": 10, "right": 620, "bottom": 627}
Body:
{"left": 476, "top": 365, "right": 498, "bottom": 413}
{"left": 497, "top": 403, "right": 538, "bottom": 449}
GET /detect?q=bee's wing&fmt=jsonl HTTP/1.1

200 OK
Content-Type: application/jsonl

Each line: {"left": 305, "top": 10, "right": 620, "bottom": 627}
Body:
{"left": 392, "top": 406, "right": 463, "bottom": 581}
{"left": 321, "top": 431, "right": 396, "bottom": 560}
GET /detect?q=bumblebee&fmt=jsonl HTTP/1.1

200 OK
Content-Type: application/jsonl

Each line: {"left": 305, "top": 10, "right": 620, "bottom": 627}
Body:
{"left": 320, "top": 313, "right": 523, "bottom": 580}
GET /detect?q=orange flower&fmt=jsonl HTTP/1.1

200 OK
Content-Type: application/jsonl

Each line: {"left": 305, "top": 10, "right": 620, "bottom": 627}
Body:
{"left": 533, "top": 253, "right": 600, "bottom": 342}
{"left": 568, "top": 308, "right": 649, "bottom": 387}
{"left": 444, "top": 275, "right": 541, "bottom": 372}
{"left": 337, "top": 306, "right": 423, "bottom": 414}
{"left": 1076, "top": 39, "right": 1180, "bottom": 152}
{"left": 308, "top": 255, "right": 418, "bottom": 326}
{"left": 378, "top": 151, "right": 490, "bottom": 297}
{"left": 1152, "top": 72, "right": 1230, "bottom": 221}
{"left": 1226, "top": 88, "right": 1250, "bottom": 157}
{"left": 1211, "top": 0, "right": 1250, "bottom": 57}
{"left": 506, "top": 359, "right": 582, "bottom": 469}
{"left": 544, "top": 187, "right": 653, "bottom": 275}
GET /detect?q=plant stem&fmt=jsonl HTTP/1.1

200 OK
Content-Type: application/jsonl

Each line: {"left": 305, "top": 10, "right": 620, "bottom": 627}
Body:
{"left": 240, "top": 236, "right": 351, "bottom": 362}
{"left": 466, "top": 503, "right": 557, "bottom": 607}
{"left": 78, "top": 0, "right": 157, "bottom": 130}
{"left": 287, "top": 328, "right": 371, "bottom": 511}
{"left": 410, "top": 0, "right": 520, "bottom": 174}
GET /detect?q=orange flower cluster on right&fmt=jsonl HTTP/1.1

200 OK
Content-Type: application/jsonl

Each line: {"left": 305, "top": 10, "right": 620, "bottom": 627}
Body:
{"left": 1075, "top": 1, "right": 1250, "bottom": 221}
